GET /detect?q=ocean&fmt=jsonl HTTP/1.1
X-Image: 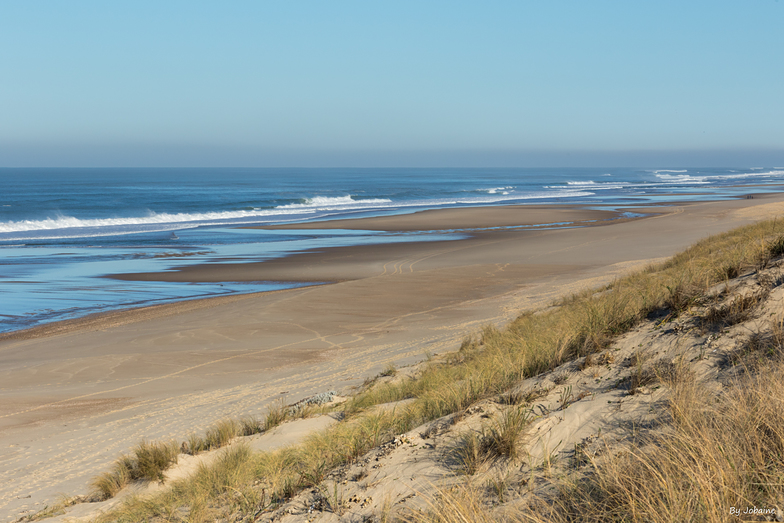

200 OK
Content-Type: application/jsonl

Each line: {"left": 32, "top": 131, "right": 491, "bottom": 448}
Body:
{"left": 1, "top": 166, "right": 783, "bottom": 333}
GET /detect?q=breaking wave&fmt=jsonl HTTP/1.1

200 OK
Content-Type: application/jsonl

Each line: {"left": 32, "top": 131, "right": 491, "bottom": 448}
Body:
{"left": 0, "top": 209, "right": 290, "bottom": 233}
{"left": 0, "top": 196, "right": 398, "bottom": 234}
{"left": 476, "top": 186, "right": 515, "bottom": 195}
{"left": 276, "top": 195, "right": 393, "bottom": 209}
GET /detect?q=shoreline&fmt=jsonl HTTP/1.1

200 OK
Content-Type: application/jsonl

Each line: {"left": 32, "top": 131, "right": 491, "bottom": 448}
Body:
{"left": 0, "top": 196, "right": 768, "bottom": 339}
{"left": 107, "top": 204, "right": 636, "bottom": 284}
{"left": 4, "top": 194, "right": 784, "bottom": 519}
{"left": 3, "top": 205, "right": 626, "bottom": 340}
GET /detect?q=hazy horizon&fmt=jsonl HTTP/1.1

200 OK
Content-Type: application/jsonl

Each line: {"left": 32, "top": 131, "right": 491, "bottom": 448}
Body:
{"left": 2, "top": 147, "right": 783, "bottom": 169}
{"left": 1, "top": 1, "right": 782, "bottom": 168}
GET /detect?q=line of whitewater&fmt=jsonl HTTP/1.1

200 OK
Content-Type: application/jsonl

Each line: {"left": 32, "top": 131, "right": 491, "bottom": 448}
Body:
{"left": 0, "top": 197, "right": 394, "bottom": 233}
{"left": 0, "top": 191, "right": 594, "bottom": 236}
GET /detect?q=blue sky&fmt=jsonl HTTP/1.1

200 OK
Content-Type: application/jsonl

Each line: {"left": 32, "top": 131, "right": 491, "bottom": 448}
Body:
{"left": 1, "top": 1, "right": 782, "bottom": 167}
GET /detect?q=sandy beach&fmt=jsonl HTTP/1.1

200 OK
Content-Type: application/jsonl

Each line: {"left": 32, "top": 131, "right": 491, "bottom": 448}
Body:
{"left": 3, "top": 194, "right": 784, "bottom": 520}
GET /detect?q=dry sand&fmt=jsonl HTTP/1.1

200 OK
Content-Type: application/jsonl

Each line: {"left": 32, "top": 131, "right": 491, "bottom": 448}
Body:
{"left": 2, "top": 194, "right": 784, "bottom": 520}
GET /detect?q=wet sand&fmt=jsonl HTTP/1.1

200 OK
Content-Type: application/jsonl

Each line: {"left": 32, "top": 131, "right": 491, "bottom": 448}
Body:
{"left": 2, "top": 195, "right": 784, "bottom": 520}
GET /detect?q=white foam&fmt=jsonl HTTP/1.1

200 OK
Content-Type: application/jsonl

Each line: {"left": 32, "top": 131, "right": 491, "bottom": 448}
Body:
{"left": 0, "top": 210, "right": 301, "bottom": 233}
{"left": 652, "top": 170, "right": 688, "bottom": 174}
{"left": 706, "top": 170, "right": 784, "bottom": 180}
{"left": 547, "top": 181, "right": 634, "bottom": 190}
{"left": 653, "top": 173, "right": 709, "bottom": 184}
{"left": 477, "top": 186, "right": 515, "bottom": 195}
{"left": 0, "top": 196, "right": 398, "bottom": 234}
{"left": 0, "top": 189, "right": 596, "bottom": 239}
{"left": 275, "top": 195, "right": 393, "bottom": 209}
{"left": 654, "top": 170, "right": 784, "bottom": 184}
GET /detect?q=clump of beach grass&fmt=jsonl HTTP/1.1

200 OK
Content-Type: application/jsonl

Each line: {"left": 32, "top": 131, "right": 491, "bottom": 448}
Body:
{"left": 708, "top": 291, "right": 767, "bottom": 329}
{"left": 452, "top": 431, "right": 488, "bottom": 476}
{"left": 485, "top": 406, "right": 530, "bottom": 461}
{"left": 133, "top": 440, "right": 180, "bottom": 481}
{"left": 239, "top": 416, "right": 263, "bottom": 436}
{"left": 205, "top": 418, "right": 240, "bottom": 449}
{"left": 91, "top": 440, "right": 179, "bottom": 499}
{"left": 380, "top": 362, "right": 398, "bottom": 377}
{"left": 263, "top": 400, "right": 290, "bottom": 431}
{"left": 183, "top": 432, "right": 207, "bottom": 455}
{"left": 450, "top": 406, "right": 530, "bottom": 475}
{"left": 402, "top": 483, "right": 500, "bottom": 523}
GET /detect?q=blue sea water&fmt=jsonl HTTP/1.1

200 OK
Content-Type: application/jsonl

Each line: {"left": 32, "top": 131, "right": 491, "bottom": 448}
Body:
{"left": 1, "top": 167, "right": 783, "bottom": 333}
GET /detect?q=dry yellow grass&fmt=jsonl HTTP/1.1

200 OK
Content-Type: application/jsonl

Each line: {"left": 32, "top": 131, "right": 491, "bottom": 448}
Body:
{"left": 91, "top": 440, "right": 179, "bottom": 500}
{"left": 417, "top": 336, "right": 784, "bottom": 523}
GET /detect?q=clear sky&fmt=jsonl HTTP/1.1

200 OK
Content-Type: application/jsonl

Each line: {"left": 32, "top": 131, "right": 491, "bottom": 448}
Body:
{"left": 1, "top": 1, "right": 782, "bottom": 167}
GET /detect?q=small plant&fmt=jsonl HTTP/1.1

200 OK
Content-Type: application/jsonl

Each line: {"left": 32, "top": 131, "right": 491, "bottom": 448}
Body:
{"left": 771, "top": 316, "right": 784, "bottom": 354}
{"left": 91, "top": 461, "right": 132, "bottom": 500}
{"left": 623, "top": 350, "right": 648, "bottom": 368}
{"left": 90, "top": 440, "right": 178, "bottom": 499}
{"left": 558, "top": 385, "right": 573, "bottom": 410}
{"left": 452, "top": 431, "right": 487, "bottom": 475}
{"left": 718, "top": 263, "right": 741, "bottom": 280}
{"left": 274, "top": 475, "right": 300, "bottom": 502}
{"left": 239, "top": 416, "right": 262, "bottom": 436}
{"left": 133, "top": 440, "right": 179, "bottom": 481}
{"left": 663, "top": 280, "right": 700, "bottom": 313}
{"left": 627, "top": 362, "right": 657, "bottom": 395}
{"left": 756, "top": 234, "right": 784, "bottom": 269}
{"left": 351, "top": 469, "right": 368, "bottom": 482}
{"left": 289, "top": 402, "right": 315, "bottom": 419}
{"left": 485, "top": 407, "right": 530, "bottom": 461}
{"left": 488, "top": 471, "right": 512, "bottom": 503}
{"left": 572, "top": 441, "right": 591, "bottom": 468}
{"left": 380, "top": 362, "right": 398, "bottom": 377}
{"left": 184, "top": 432, "right": 207, "bottom": 455}
{"left": 540, "top": 439, "right": 560, "bottom": 477}
{"left": 701, "top": 291, "right": 766, "bottom": 332}
{"left": 498, "top": 389, "right": 525, "bottom": 405}
{"left": 521, "top": 386, "right": 549, "bottom": 404}
{"left": 299, "top": 459, "right": 329, "bottom": 487}
{"left": 263, "top": 400, "right": 290, "bottom": 431}
{"left": 319, "top": 481, "right": 346, "bottom": 515}
{"left": 205, "top": 419, "right": 239, "bottom": 449}
{"left": 597, "top": 351, "right": 615, "bottom": 365}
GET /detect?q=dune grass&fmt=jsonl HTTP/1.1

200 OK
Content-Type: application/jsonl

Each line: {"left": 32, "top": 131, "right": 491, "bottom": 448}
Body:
{"left": 450, "top": 406, "right": 530, "bottom": 477}
{"left": 418, "top": 328, "right": 784, "bottom": 523}
{"left": 91, "top": 440, "right": 180, "bottom": 499}
{"left": 91, "top": 218, "right": 784, "bottom": 521}
{"left": 92, "top": 396, "right": 332, "bottom": 501}
{"left": 540, "top": 360, "right": 784, "bottom": 522}
{"left": 97, "top": 410, "right": 411, "bottom": 522}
